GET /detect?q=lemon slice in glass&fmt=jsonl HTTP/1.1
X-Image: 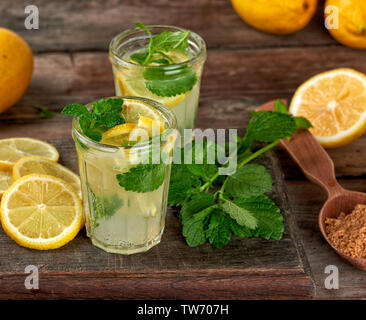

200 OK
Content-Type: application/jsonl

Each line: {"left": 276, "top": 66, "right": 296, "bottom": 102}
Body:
{"left": 116, "top": 52, "right": 189, "bottom": 109}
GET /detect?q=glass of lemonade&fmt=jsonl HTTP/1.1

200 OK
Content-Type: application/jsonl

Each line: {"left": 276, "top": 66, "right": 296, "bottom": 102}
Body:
{"left": 71, "top": 96, "right": 177, "bottom": 254}
{"left": 109, "top": 24, "right": 206, "bottom": 134}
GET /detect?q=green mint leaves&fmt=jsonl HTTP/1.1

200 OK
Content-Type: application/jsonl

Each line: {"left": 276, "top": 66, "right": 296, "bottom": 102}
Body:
{"left": 116, "top": 162, "right": 166, "bottom": 193}
{"left": 169, "top": 100, "right": 312, "bottom": 248}
{"left": 33, "top": 105, "right": 55, "bottom": 119}
{"left": 130, "top": 22, "right": 197, "bottom": 97}
{"left": 143, "top": 66, "right": 197, "bottom": 97}
{"left": 61, "top": 98, "right": 125, "bottom": 142}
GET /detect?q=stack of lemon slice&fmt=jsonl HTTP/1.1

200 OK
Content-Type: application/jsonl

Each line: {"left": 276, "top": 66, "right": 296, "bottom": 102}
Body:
{"left": 0, "top": 137, "right": 83, "bottom": 250}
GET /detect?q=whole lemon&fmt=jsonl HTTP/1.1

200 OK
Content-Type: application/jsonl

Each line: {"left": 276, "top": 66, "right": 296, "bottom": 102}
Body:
{"left": 325, "top": 0, "right": 366, "bottom": 49}
{"left": 231, "top": 0, "right": 318, "bottom": 35}
{"left": 0, "top": 28, "right": 33, "bottom": 113}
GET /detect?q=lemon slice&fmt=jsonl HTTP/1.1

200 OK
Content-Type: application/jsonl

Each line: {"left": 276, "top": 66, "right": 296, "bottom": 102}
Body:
{"left": 0, "top": 169, "right": 13, "bottom": 198}
{"left": 137, "top": 116, "right": 165, "bottom": 135}
{"left": 13, "top": 157, "right": 82, "bottom": 198}
{"left": 290, "top": 68, "right": 366, "bottom": 148}
{"left": 101, "top": 123, "right": 137, "bottom": 146}
{"left": 0, "top": 174, "right": 83, "bottom": 250}
{"left": 122, "top": 99, "right": 163, "bottom": 123}
{"left": 116, "top": 52, "right": 189, "bottom": 109}
{"left": 0, "top": 138, "right": 59, "bottom": 169}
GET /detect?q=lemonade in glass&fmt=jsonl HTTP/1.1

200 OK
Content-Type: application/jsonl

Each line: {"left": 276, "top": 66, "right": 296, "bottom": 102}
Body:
{"left": 109, "top": 23, "right": 206, "bottom": 133}
{"left": 63, "top": 97, "right": 177, "bottom": 254}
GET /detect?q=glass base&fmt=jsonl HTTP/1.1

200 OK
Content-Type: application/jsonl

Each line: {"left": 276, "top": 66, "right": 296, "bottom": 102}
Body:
{"left": 88, "top": 229, "right": 164, "bottom": 255}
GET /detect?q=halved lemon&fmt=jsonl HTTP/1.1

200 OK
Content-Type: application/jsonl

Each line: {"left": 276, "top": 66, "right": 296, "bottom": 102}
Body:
{"left": 101, "top": 123, "right": 137, "bottom": 146}
{"left": 122, "top": 100, "right": 164, "bottom": 123}
{"left": 0, "top": 138, "right": 59, "bottom": 169}
{"left": 13, "top": 157, "right": 82, "bottom": 198}
{"left": 0, "top": 169, "right": 12, "bottom": 198}
{"left": 0, "top": 174, "right": 83, "bottom": 250}
{"left": 116, "top": 52, "right": 189, "bottom": 109}
{"left": 290, "top": 68, "right": 366, "bottom": 148}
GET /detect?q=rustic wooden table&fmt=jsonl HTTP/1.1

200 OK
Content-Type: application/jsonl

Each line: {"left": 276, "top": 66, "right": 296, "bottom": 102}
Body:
{"left": 1, "top": 0, "right": 366, "bottom": 299}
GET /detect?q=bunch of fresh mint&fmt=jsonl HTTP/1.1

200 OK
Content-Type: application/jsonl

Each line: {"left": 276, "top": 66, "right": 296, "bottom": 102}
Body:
{"left": 61, "top": 98, "right": 125, "bottom": 142}
{"left": 168, "top": 100, "right": 312, "bottom": 248}
{"left": 130, "top": 22, "right": 197, "bottom": 97}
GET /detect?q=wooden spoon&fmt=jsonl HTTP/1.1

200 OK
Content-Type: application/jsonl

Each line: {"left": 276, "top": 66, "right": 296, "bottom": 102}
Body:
{"left": 258, "top": 100, "right": 366, "bottom": 270}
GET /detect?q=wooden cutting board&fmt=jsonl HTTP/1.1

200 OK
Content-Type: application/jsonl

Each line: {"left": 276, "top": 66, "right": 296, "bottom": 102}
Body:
{"left": 0, "top": 137, "right": 313, "bottom": 299}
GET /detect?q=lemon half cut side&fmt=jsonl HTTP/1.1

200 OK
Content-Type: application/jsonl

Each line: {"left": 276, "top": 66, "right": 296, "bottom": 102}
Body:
{"left": 290, "top": 68, "right": 366, "bottom": 148}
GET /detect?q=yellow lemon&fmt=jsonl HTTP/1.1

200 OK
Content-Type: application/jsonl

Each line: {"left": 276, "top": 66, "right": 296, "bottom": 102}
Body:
{"left": 325, "top": 0, "right": 366, "bottom": 49}
{"left": 0, "top": 138, "right": 59, "bottom": 169}
{"left": 231, "top": 0, "right": 318, "bottom": 35}
{"left": 12, "top": 157, "right": 82, "bottom": 198}
{"left": 0, "top": 174, "right": 83, "bottom": 250}
{"left": 290, "top": 68, "right": 366, "bottom": 148}
{"left": 0, "top": 28, "right": 33, "bottom": 113}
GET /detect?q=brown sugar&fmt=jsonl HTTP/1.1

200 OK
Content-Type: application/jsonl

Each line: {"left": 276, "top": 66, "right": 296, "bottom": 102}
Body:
{"left": 325, "top": 204, "right": 366, "bottom": 259}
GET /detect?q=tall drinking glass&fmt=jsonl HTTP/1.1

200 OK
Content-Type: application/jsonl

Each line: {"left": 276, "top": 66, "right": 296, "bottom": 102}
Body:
{"left": 72, "top": 97, "right": 177, "bottom": 254}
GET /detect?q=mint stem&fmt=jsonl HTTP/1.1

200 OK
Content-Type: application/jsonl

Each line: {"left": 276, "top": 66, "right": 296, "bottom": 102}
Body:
{"left": 200, "top": 140, "right": 280, "bottom": 195}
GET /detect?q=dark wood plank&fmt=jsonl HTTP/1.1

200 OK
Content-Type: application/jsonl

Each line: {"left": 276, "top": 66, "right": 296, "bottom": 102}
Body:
{"left": 2, "top": 44, "right": 366, "bottom": 125}
{"left": 1, "top": 0, "right": 335, "bottom": 53}
{"left": 284, "top": 179, "right": 366, "bottom": 299}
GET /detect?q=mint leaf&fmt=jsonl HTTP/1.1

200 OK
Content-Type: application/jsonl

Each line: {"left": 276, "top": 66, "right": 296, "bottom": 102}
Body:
{"left": 247, "top": 195, "right": 284, "bottom": 240}
{"left": 132, "top": 22, "right": 196, "bottom": 97}
{"left": 206, "top": 210, "right": 232, "bottom": 248}
{"left": 130, "top": 49, "right": 149, "bottom": 64}
{"left": 184, "top": 140, "right": 218, "bottom": 182}
{"left": 168, "top": 164, "right": 201, "bottom": 206}
{"left": 246, "top": 111, "right": 297, "bottom": 142}
{"left": 144, "top": 66, "right": 197, "bottom": 97}
{"left": 274, "top": 99, "right": 288, "bottom": 114}
{"left": 33, "top": 105, "right": 55, "bottom": 119}
{"left": 229, "top": 218, "right": 253, "bottom": 237}
{"left": 116, "top": 162, "right": 165, "bottom": 193}
{"left": 152, "top": 30, "right": 190, "bottom": 55}
{"left": 88, "top": 185, "right": 124, "bottom": 228}
{"left": 180, "top": 192, "right": 215, "bottom": 224}
{"left": 91, "top": 98, "right": 125, "bottom": 128}
{"left": 62, "top": 98, "right": 125, "bottom": 142}
{"left": 294, "top": 116, "right": 313, "bottom": 129}
{"left": 181, "top": 193, "right": 215, "bottom": 247}
{"left": 225, "top": 164, "right": 272, "bottom": 198}
{"left": 220, "top": 197, "right": 258, "bottom": 229}
{"left": 62, "top": 104, "right": 90, "bottom": 119}
{"left": 182, "top": 210, "right": 209, "bottom": 247}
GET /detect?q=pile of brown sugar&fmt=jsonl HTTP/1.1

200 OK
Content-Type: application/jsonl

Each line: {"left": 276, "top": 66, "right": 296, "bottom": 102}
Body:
{"left": 325, "top": 204, "right": 366, "bottom": 259}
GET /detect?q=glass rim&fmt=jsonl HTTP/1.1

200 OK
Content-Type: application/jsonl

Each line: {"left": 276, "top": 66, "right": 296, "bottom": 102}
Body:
{"left": 72, "top": 96, "right": 177, "bottom": 153}
{"left": 109, "top": 25, "right": 207, "bottom": 69}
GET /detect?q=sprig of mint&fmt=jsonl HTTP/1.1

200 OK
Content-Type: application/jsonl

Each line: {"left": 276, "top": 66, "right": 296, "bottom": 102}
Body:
{"left": 61, "top": 98, "right": 125, "bottom": 141}
{"left": 33, "top": 105, "right": 55, "bottom": 119}
{"left": 130, "top": 22, "right": 197, "bottom": 97}
{"left": 88, "top": 184, "right": 124, "bottom": 228}
{"left": 168, "top": 100, "right": 312, "bottom": 248}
